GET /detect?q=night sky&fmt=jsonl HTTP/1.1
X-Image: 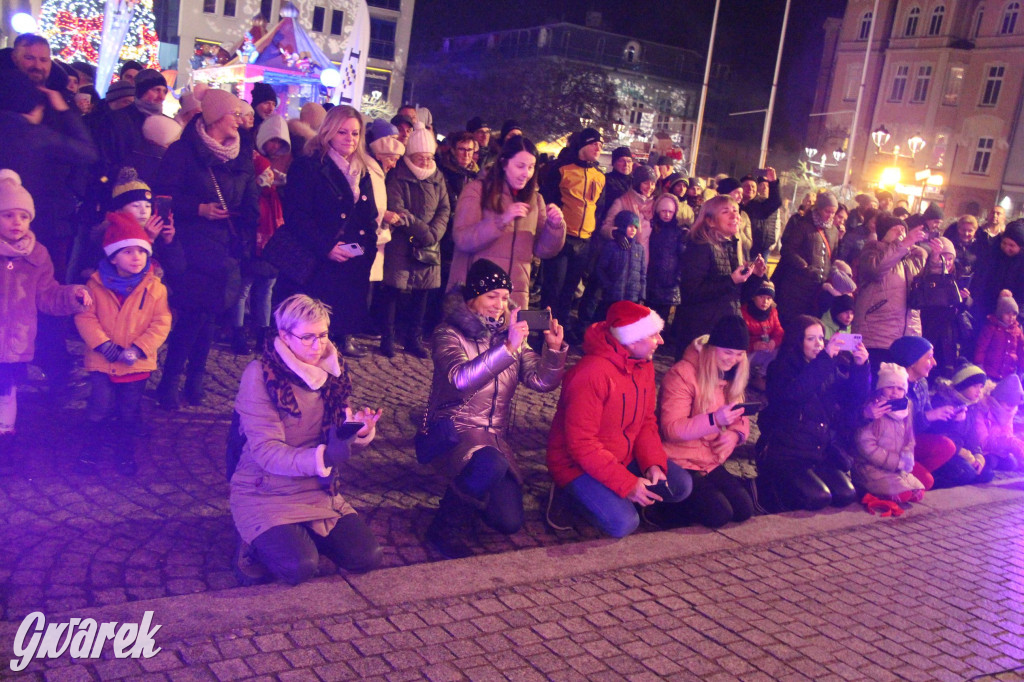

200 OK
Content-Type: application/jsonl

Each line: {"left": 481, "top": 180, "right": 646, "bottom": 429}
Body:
{"left": 407, "top": 0, "right": 847, "bottom": 155}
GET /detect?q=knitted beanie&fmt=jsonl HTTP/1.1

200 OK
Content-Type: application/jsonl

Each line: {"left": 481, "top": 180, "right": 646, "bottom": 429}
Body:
{"left": 828, "top": 261, "right": 857, "bottom": 295}
{"left": 103, "top": 211, "right": 153, "bottom": 257}
{"left": 830, "top": 294, "right": 855, "bottom": 319}
{"left": 716, "top": 177, "right": 741, "bottom": 196}
{"left": 239, "top": 99, "right": 254, "bottom": 117}
{"left": 876, "top": 362, "right": 909, "bottom": 391}
{"left": 134, "top": 69, "right": 167, "bottom": 99}
{"left": 366, "top": 118, "right": 398, "bottom": 145}
{"left": 1004, "top": 220, "right": 1024, "bottom": 248}
{"left": 607, "top": 301, "right": 664, "bottom": 346}
{"left": 889, "top": 335, "right": 933, "bottom": 368}
{"left": 664, "top": 172, "right": 687, "bottom": 192}
{"left": 922, "top": 202, "right": 944, "bottom": 222}
{"left": 201, "top": 88, "right": 241, "bottom": 125}
{"left": 370, "top": 136, "right": 405, "bottom": 159}
{"left": 463, "top": 258, "right": 512, "bottom": 301}
{"left": 754, "top": 279, "right": 776, "bottom": 299}
{"left": 631, "top": 164, "right": 656, "bottom": 191}
{"left": 0, "top": 169, "right": 35, "bottom": 219}
{"left": 876, "top": 213, "right": 906, "bottom": 241}
{"left": 250, "top": 82, "right": 278, "bottom": 108}
{"left": 405, "top": 122, "right": 437, "bottom": 156}
{"left": 815, "top": 191, "right": 839, "bottom": 210}
{"left": 614, "top": 210, "right": 640, "bottom": 232}
{"left": 992, "top": 373, "right": 1024, "bottom": 406}
{"left": 109, "top": 167, "right": 152, "bottom": 211}
{"left": 707, "top": 314, "right": 750, "bottom": 351}
{"left": 996, "top": 290, "right": 1019, "bottom": 317}
{"left": 611, "top": 146, "right": 633, "bottom": 162}
{"left": 105, "top": 79, "right": 136, "bottom": 103}
{"left": 577, "top": 127, "right": 602, "bottom": 147}
{"left": 952, "top": 363, "right": 987, "bottom": 392}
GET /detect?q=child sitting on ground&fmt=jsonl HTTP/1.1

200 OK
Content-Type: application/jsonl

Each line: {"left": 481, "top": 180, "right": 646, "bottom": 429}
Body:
{"left": 854, "top": 362, "right": 926, "bottom": 502}
{"left": 595, "top": 211, "right": 647, "bottom": 321}
{"left": 74, "top": 214, "right": 171, "bottom": 473}
{"left": 741, "top": 279, "right": 784, "bottom": 391}
{"left": 821, "top": 294, "right": 854, "bottom": 340}
{"left": 928, "top": 362, "right": 994, "bottom": 483}
{"left": 974, "top": 290, "right": 1024, "bottom": 381}
{"left": 0, "top": 170, "right": 91, "bottom": 438}
{"left": 976, "top": 373, "right": 1024, "bottom": 470}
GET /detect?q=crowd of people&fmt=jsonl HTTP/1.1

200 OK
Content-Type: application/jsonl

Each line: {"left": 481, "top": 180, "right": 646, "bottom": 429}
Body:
{"left": 2, "top": 34, "right": 1023, "bottom": 585}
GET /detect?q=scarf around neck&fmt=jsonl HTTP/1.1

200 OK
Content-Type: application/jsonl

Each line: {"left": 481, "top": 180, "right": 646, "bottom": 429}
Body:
{"left": 327, "top": 148, "right": 364, "bottom": 199}
{"left": 196, "top": 118, "right": 240, "bottom": 162}
{"left": 261, "top": 336, "right": 349, "bottom": 429}
{"left": 0, "top": 230, "right": 36, "bottom": 259}
{"left": 403, "top": 156, "right": 437, "bottom": 181}
{"left": 134, "top": 99, "right": 163, "bottom": 116}
{"left": 98, "top": 257, "right": 150, "bottom": 297}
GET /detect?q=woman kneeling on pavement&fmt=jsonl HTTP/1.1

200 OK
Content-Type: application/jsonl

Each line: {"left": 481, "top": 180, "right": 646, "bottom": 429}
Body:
{"left": 423, "top": 259, "right": 568, "bottom": 558}
{"left": 757, "top": 315, "right": 871, "bottom": 511}
{"left": 655, "top": 315, "right": 756, "bottom": 528}
{"left": 230, "top": 295, "right": 383, "bottom": 585}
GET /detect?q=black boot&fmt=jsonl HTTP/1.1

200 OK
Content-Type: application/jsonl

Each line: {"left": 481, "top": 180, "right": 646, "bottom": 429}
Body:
{"left": 406, "top": 334, "right": 430, "bottom": 359}
{"left": 342, "top": 335, "right": 367, "bottom": 358}
{"left": 156, "top": 374, "right": 182, "bottom": 410}
{"left": 183, "top": 372, "right": 205, "bottom": 406}
{"left": 231, "top": 327, "right": 252, "bottom": 355}
{"left": 379, "top": 325, "right": 396, "bottom": 358}
{"left": 425, "top": 488, "right": 476, "bottom": 559}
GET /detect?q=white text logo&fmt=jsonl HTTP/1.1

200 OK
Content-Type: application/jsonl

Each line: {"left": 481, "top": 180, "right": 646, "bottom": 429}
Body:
{"left": 10, "top": 611, "right": 162, "bottom": 672}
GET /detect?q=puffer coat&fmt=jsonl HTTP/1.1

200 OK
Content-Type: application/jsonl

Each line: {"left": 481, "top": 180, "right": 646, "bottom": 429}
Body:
{"left": 384, "top": 161, "right": 451, "bottom": 290}
{"left": 852, "top": 239, "right": 927, "bottom": 349}
{"left": 854, "top": 412, "right": 925, "bottom": 497}
{"left": 596, "top": 239, "right": 645, "bottom": 304}
{"left": 772, "top": 211, "right": 839, "bottom": 323}
{"left": 645, "top": 219, "right": 686, "bottom": 307}
{"left": 426, "top": 292, "right": 567, "bottom": 481}
{"left": 675, "top": 237, "right": 741, "bottom": 348}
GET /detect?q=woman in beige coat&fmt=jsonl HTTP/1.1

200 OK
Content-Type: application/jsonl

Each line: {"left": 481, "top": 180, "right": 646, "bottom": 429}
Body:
{"left": 230, "top": 295, "right": 383, "bottom": 585}
{"left": 448, "top": 136, "right": 565, "bottom": 310}
{"left": 424, "top": 259, "right": 567, "bottom": 558}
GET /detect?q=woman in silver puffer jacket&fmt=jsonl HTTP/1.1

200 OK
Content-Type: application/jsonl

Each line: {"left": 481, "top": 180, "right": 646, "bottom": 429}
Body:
{"left": 423, "top": 258, "right": 567, "bottom": 558}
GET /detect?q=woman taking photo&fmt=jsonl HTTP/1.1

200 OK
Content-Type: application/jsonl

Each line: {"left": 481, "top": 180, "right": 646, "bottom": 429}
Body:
{"left": 230, "top": 295, "right": 383, "bottom": 585}
{"left": 656, "top": 315, "right": 755, "bottom": 528}
{"left": 757, "top": 315, "right": 871, "bottom": 511}
{"left": 771, "top": 191, "right": 840, "bottom": 330}
{"left": 448, "top": 136, "right": 565, "bottom": 310}
{"left": 155, "top": 89, "right": 258, "bottom": 409}
{"left": 280, "top": 105, "right": 380, "bottom": 358}
{"left": 673, "top": 195, "right": 767, "bottom": 353}
{"left": 423, "top": 259, "right": 567, "bottom": 558}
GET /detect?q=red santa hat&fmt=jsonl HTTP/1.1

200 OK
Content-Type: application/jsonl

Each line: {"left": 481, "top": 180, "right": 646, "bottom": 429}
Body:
{"left": 103, "top": 212, "right": 153, "bottom": 257}
{"left": 607, "top": 301, "right": 664, "bottom": 346}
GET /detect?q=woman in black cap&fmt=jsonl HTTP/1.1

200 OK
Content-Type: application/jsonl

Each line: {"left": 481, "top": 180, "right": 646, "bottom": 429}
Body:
{"left": 421, "top": 258, "right": 567, "bottom": 558}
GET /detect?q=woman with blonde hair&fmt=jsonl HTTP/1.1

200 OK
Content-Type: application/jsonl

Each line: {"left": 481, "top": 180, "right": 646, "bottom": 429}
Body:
{"left": 279, "top": 105, "right": 381, "bottom": 357}
{"left": 672, "top": 195, "right": 767, "bottom": 355}
{"left": 655, "top": 314, "right": 755, "bottom": 528}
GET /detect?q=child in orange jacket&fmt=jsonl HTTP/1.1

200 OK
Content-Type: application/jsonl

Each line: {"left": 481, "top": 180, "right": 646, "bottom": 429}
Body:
{"left": 74, "top": 213, "right": 171, "bottom": 474}
{"left": 741, "top": 279, "right": 784, "bottom": 391}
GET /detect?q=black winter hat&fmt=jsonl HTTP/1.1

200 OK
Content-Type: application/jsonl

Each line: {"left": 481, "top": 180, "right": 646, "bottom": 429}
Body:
{"left": 922, "top": 202, "right": 944, "bottom": 222}
{"left": 0, "top": 68, "right": 46, "bottom": 114}
{"left": 134, "top": 69, "right": 166, "bottom": 99}
{"left": 716, "top": 177, "right": 741, "bottom": 196}
{"left": 250, "top": 82, "right": 278, "bottom": 108}
{"left": 631, "top": 164, "right": 656, "bottom": 190}
{"left": 105, "top": 79, "right": 135, "bottom": 102}
{"left": 466, "top": 116, "right": 489, "bottom": 132}
{"left": 463, "top": 259, "right": 512, "bottom": 301}
{"left": 119, "top": 60, "right": 143, "bottom": 77}
{"left": 707, "top": 314, "right": 750, "bottom": 351}
{"left": 664, "top": 172, "right": 687, "bottom": 191}
{"left": 499, "top": 119, "right": 522, "bottom": 142}
{"left": 876, "top": 213, "right": 906, "bottom": 241}
{"left": 578, "top": 127, "right": 602, "bottom": 147}
{"left": 830, "top": 294, "right": 855, "bottom": 319}
{"left": 611, "top": 146, "right": 633, "bottom": 162}
{"left": 1004, "top": 220, "right": 1024, "bottom": 248}
{"left": 613, "top": 210, "right": 640, "bottom": 232}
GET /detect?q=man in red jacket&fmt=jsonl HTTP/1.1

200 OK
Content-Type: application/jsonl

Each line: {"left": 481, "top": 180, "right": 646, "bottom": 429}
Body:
{"left": 546, "top": 301, "right": 692, "bottom": 537}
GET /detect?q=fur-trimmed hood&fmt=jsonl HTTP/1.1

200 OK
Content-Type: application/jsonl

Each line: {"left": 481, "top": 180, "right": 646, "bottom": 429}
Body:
{"left": 442, "top": 289, "right": 512, "bottom": 342}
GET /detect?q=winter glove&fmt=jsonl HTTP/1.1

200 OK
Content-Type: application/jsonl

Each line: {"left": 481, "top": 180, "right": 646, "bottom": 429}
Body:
{"left": 95, "top": 341, "right": 125, "bottom": 363}
{"left": 118, "top": 345, "right": 145, "bottom": 366}
{"left": 324, "top": 424, "right": 359, "bottom": 468}
{"left": 898, "top": 452, "right": 914, "bottom": 473}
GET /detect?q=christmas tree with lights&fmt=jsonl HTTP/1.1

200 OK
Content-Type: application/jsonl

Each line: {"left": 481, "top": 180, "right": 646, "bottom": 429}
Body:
{"left": 39, "top": 0, "right": 159, "bottom": 68}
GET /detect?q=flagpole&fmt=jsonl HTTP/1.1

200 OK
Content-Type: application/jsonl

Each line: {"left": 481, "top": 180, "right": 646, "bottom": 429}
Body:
{"left": 690, "top": 0, "right": 720, "bottom": 178}
{"left": 759, "top": 0, "right": 791, "bottom": 168}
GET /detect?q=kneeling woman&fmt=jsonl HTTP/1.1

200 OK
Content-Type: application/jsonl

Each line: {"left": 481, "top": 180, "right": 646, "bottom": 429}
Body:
{"left": 230, "top": 295, "right": 383, "bottom": 585}
{"left": 757, "top": 314, "right": 871, "bottom": 510}
{"left": 657, "top": 315, "right": 756, "bottom": 528}
{"left": 424, "top": 259, "right": 568, "bottom": 558}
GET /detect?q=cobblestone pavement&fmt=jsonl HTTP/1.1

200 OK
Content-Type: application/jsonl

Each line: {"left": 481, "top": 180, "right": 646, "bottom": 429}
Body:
{"left": 3, "top": 338, "right": 680, "bottom": 621}
{"left": 9, "top": 495, "right": 1024, "bottom": 681}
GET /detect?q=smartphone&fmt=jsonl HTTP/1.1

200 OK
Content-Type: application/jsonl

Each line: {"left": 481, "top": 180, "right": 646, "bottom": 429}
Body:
{"left": 756, "top": 168, "right": 770, "bottom": 177}
{"left": 731, "top": 402, "right": 762, "bottom": 416}
{"left": 831, "top": 332, "right": 863, "bottom": 352}
{"left": 884, "top": 397, "right": 909, "bottom": 411}
{"left": 517, "top": 309, "right": 552, "bottom": 332}
{"left": 154, "top": 195, "right": 173, "bottom": 221}
{"left": 646, "top": 479, "right": 673, "bottom": 500}
{"left": 957, "top": 274, "right": 973, "bottom": 290}
{"left": 740, "top": 265, "right": 751, "bottom": 276}
{"left": 338, "top": 242, "right": 365, "bottom": 257}
{"left": 335, "top": 422, "right": 364, "bottom": 440}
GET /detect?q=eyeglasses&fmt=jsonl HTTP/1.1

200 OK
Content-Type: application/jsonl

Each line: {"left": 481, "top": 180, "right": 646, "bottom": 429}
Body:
{"left": 455, "top": 146, "right": 476, "bottom": 154}
{"left": 286, "top": 330, "right": 330, "bottom": 346}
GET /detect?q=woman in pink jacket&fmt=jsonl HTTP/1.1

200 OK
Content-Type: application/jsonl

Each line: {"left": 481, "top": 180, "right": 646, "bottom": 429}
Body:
{"left": 654, "top": 315, "right": 755, "bottom": 528}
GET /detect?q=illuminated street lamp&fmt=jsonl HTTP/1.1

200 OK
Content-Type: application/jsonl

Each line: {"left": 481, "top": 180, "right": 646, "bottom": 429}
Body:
{"left": 870, "top": 125, "right": 891, "bottom": 150}
{"left": 907, "top": 133, "right": 926, "bottom": 157}
{"left": 804, "top": 147, "right": 818, "bottom": 161}
{"left": 880, "top": 166, "right": 902, "bottom": 187}
{"left": 872, "top": 126, "right": 926, "bottom": 159}
{"left": 833, "top": 149, "right": 846, "bottom": 163}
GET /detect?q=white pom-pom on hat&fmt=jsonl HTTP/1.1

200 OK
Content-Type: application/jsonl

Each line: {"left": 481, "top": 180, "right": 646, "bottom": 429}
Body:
{"left": 0, "top": 168, "right": 35, "bottom": 220}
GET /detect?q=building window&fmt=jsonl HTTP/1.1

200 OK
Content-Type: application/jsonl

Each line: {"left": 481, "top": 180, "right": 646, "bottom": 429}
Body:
{"left": 928, "top": 5, "right": 945, "bottom": 34}
{"left": 203, "top": 0, "right": 216, "bottom": 14}
{"left": 905, "top": 6, "right": 921, "bottom": 36}
{"left": 858, "top": 11, "right": 873, "bottom": 40}
{"left": 366, "top": 0, "right": 400, "bottom": 8}
{"left": 981, "top": 65, "right": 1005, "bottom": 105}
{"left": 223, "top": 0, "right": 235, "bottom": 16}
{"left": 943, "top": 66, "right": 964, "bottom": 105}
{"left": 330, "top": 9, "right": 344, "bottom": 35}
{"left": 973, "top": 5, "right": 985, "bottom": 37}
{"left": 623, "top": 41, "right": 641, "bottom": 64}
{"left": 369, "top": 17, "right": 397, "bottom": 60}
{"left": 912, "top": 65, "right": 932, "bottom": 102}
{"left": 311, "top": 6, "right": 325, "bottom": 32}
{"left": 890, "top": 65, "right": 909, "bottom": 101}
{"left": 260, "top": 0, "right": 273, "bottom": 20}
{"left": 972, "top": 137, "right": 994, "bottom": 173}
{"left": 1002, "top": 2, "right": 1020, "bottom": 33}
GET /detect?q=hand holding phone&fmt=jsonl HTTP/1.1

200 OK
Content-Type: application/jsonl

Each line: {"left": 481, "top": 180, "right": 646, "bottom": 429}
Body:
{"left": 731, "top": 401, "right": 762, "bottom": 416}
{"left": 831, "top": 332, "right": 863, "bottom": 352}
{"left": 884, "top": 397, "right": 909, "bottom": 411}
{"left": 517, "top": 309, "right": 552, "bottom": 332}
{"left": 338, "top": 242, "right": 365, "bottom": 257}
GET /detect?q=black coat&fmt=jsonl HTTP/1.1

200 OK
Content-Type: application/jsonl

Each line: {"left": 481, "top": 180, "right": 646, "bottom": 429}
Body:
{"left": 741, "top": 179, "right": 782, "bottom": 258}
{"left": 772, "top": 211, "right": 839, "bottom": 324}
{"left": 646, "top": 220, "right": 686, "bottom": 307}
{"left": 759, "top": 347, "right": 870, "bottom": 467}
{"left": 154, "top": 117, "right": 258, "bottom": 313}
{"left": 675, "top": 238, "right": 741, "bottom": 347}
{"left": 281, "top": 153, "right": 379, "bottom": 336}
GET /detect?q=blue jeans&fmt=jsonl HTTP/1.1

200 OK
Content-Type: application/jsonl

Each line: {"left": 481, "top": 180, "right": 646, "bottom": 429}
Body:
{"left": 452, "top": 447, "right": 524, "bottom": 534}
{"left": 233, "top": 273, "right": 277, "bottom": 328}
{"left": 565, "top": 460, "right": 693, "bottom": 538}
